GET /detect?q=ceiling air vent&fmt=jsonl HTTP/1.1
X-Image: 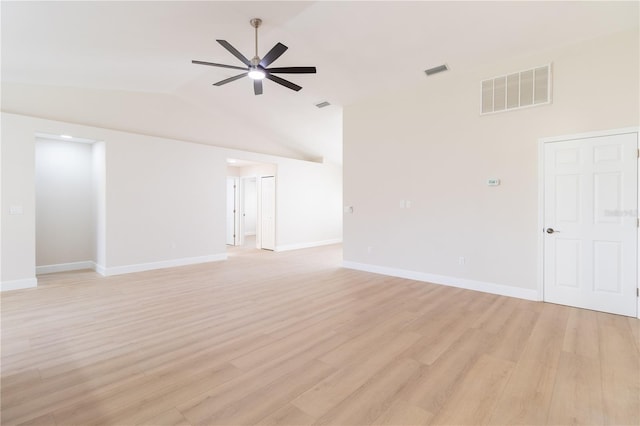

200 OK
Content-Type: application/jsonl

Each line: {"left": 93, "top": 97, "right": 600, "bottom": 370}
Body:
{"left": 315, "top": 101, "right": 331, "bottom": 108}
{"left": 481, "top": 64, "right": 552, "bottom": 115}
{"left": 424, "top": 64, "right": 449, "bottom": 76}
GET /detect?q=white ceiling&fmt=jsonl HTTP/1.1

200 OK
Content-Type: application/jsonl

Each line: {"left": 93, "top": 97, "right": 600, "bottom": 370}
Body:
{"left": 2, "top": 1, "right": 638, "bottom": 164}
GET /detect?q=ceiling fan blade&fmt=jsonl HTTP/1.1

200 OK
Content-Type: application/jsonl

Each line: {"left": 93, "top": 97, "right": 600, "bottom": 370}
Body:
{"left": 259, "top": 42, "right": 288, "bottom": 67}
{"left": 266, "top": 66, "right": 317, "bottom": 74}
{"left": 217, "top": 39, "right": 251, "bottom": 66}
{"left": 192, "top": 60, "right": 247, "bottom": 71}
{"left": 213, "top": 73, "right": 247, "bottom": 86}
{"left": 254, "top": 80, "right": 263, "bottom": 95}
{"left": 266, "top": 74, "right": 302, "bottom": 92}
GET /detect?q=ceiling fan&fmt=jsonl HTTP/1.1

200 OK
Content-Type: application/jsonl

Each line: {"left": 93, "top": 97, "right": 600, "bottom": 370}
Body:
{"left": 192, "top": 18, "right": 316, "bottom": 95}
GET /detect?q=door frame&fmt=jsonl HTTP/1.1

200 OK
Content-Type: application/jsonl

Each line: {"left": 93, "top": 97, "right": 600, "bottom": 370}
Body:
{"left": 226, "top": 176, "right": 240, "bottom": 246}
{"left": 537, "top": 127, "right": 639, "bottom": 318}
{"left": 240, "top": 176, "right": 258, "bottom": 248}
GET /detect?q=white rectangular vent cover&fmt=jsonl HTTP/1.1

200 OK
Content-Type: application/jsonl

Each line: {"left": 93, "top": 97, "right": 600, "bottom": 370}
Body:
{"left": 481, "top": 64, "right": 551, "bottom": 115}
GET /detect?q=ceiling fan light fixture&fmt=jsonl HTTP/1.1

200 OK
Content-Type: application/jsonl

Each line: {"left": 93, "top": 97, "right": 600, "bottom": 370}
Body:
{"left": 248, "top": 67, "right": 266, "bottom": 80}
{"left": 192, "top": 17, "right": 316, "bottom": 94}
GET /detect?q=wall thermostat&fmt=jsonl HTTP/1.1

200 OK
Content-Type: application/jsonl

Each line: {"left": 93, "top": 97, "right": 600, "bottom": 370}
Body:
{"left": 487, "top": 178, "right": 501, "bottom": 186}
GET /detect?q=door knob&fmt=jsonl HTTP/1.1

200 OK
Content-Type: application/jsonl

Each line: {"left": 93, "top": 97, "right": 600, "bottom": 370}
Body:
{"left": 546, "top": 228, "right": 559, "bottom": 234}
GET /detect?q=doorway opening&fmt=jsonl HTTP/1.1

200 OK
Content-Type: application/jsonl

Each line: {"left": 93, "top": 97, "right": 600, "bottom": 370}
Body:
{"left": 34, "top": 133, "right": 106, "bottom": 275}
{"left": 226, "top": 159, "right": 277, "bottom": 251}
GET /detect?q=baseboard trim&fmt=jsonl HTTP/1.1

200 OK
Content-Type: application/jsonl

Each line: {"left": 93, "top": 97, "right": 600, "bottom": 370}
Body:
{"left": 95, "top": 263, "right": 107, "bottom": 276}
{"left": 276, "top": 239, "right": 342, "bottom": 252}
{"left": 342, "top": 261, "right": 538, "bottom": 301}
{"left": 102, "top": 254, "right": 227, "bottom": 276}
{"left": 1, "top": 277, "right": 38, "bottom": 292}
{"left": 36, "top": 261, "right": 96, "bottom": 275}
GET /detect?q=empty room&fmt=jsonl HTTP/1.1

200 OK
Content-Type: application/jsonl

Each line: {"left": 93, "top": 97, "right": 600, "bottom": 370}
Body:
{"left": 1, "top": 1, "right": 639, "bottom": 425}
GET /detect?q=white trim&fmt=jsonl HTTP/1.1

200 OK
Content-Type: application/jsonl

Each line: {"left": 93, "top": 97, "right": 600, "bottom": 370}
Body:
{"left": 1, "top": 277, "right": 38, "bottom": 291}
{"left": 342, "top": 261, "right": 538, "bottom": 301}
{"left": 539, "top": 127, "right": 639, "bottom": 144}
{"left": 36, "top": 261, "right": 95, "bottom": 275}
{"left": 538, "top": 127, "right": 640, "bottom": 318}
{"left": 101, "top": 254, "right": 227, "bottom": 276}
{"left": 537, "top": 137, "right": 546, "bottom": 301}
{"left": 276, "top": 239, "right": 343, "bottom": 252}
{"left": 95, "top": 263, "right": 107, "bottom": 276}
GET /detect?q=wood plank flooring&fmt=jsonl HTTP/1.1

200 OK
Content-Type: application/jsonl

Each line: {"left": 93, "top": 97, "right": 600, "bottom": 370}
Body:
{"left": 1, "top": 244, "right": 639, "bottom": 425}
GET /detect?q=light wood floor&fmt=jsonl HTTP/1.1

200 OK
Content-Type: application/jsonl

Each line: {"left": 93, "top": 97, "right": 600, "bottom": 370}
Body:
{"left": 2, "top": 244, "right": 639, "bottom": 425}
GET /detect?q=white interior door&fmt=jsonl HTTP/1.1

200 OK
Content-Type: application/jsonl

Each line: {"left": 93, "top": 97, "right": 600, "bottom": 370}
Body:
{"left": 226, "top": 177, "right": 239, "bottom": 246}
{"left": 260, "top": 176, "right": 276, "bottom": 250}
{"left": 543, "top": 132, "right": 638, "bottom": 317}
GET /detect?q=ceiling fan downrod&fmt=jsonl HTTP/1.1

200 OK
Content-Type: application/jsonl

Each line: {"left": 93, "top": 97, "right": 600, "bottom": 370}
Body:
{"left": 250, "top": 18, "right": 262, "bottom": 64}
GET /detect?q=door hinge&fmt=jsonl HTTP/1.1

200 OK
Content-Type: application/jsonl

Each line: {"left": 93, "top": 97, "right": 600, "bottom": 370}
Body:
{"left": 637, "top": 288, "right": 639, "bottom": 297}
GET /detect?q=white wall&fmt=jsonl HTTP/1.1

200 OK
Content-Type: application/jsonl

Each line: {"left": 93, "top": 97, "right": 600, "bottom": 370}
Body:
{"left": 1, "top": 113, "right": 343, "bottom": 288}
{"left": 92, "top": 141, "right": 106, "bottom": 269}
{"left": 276, "top": 159, "right": 343, "bottom": 251}
{"left": 240, "top": 164, "right": 277, "bottom": 177}
{"left": 1, "top": 115, "right": 37, "bottom": 290}
{"left": 104, "top": 132, "right": 225, "bottom": 270}
{"left": 35, "top": 139, "right": 95, "bottom": 269}
{"left": 2, "top": 84, "right": 315, "bottom": 161}
{"left": 226, "top": 166, "right": 240, "bottom": 177}
{"left": 343, "top": 30, "right": 639, "bottom": 298}
{"left": 243, "top": 178, "right": 257, "bottom": 236}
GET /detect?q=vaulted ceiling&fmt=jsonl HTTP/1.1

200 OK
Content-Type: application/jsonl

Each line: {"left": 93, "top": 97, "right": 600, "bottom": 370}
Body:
{"left": 2, "top": 1, "right": 638, "bottom": 164}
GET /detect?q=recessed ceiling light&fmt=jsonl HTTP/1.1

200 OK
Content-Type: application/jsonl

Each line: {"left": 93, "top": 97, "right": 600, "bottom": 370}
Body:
{"left": 227, "top": 159, "right": 237, "bottom": 164}
{"left": 60, "top": 134, "right": 73, "bottom": 139}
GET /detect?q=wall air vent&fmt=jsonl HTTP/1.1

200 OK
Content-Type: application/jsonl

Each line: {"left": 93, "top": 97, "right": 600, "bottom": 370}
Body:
{"left": 315, "top": 101, "right": 331, "bottom": 108}
{"left": 424, "top": 64, "right": 449, "bottom": 76}
{"left": 481, "top": 64, "right": 552, "bottom": 115}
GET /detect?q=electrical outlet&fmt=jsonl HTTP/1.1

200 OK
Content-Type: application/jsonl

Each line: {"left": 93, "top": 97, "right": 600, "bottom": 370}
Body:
{"left": 459, "top": 256, "right": 466, "bottom": 265}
